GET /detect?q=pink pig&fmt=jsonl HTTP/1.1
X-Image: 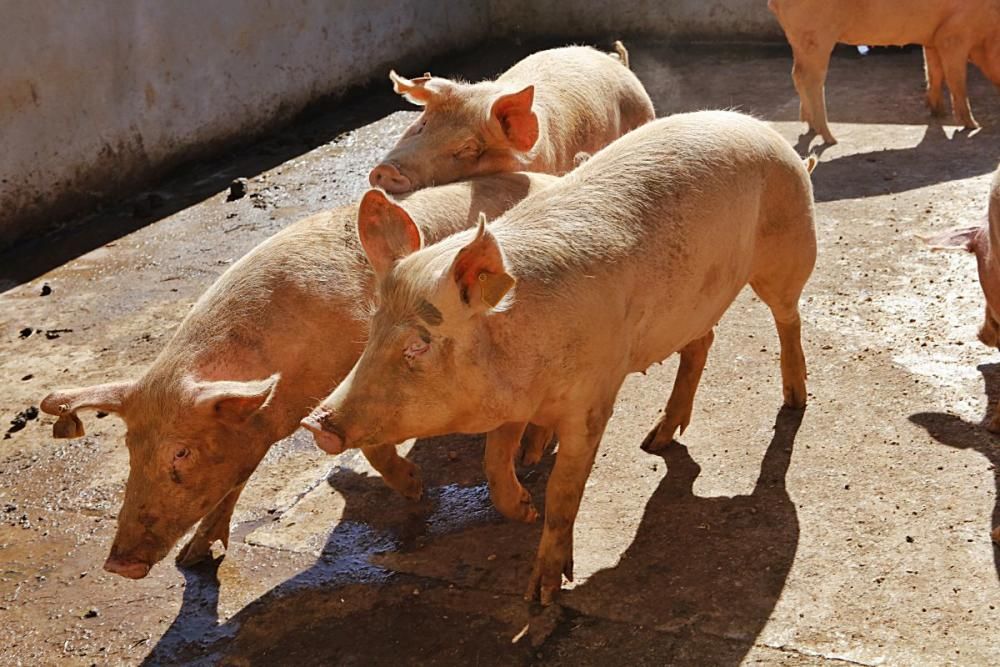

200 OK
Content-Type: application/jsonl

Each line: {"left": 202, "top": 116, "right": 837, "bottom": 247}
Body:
{"left": 304, "top": 111, "right": 817, "bottom": 604}
{"left": 40, "top": 172, "right": 555, "bottom": 579}
{"left": 769, "top": 0, "right": 1000, "bottom": 144}
{"left": 369, "top": 43, "right": 655, "bottom": 193}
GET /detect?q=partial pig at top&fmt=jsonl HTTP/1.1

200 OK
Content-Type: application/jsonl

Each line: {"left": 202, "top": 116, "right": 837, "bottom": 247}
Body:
{"left": 40, "top": 172, "right": 555, "bottom": 580}
{"left": 369, "top": 43, "right": 655, "bottom": 193}
{"left": 922, "top": 163, "right": 1000, "bottom": 430}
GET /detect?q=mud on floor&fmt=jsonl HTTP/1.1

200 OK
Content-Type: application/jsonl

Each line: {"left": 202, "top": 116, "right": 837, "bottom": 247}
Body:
{"left": 1, "top": 41, "right": 999, "bottom": 666}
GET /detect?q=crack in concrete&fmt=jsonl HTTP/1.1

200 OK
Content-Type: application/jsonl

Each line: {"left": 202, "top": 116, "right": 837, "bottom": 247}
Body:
{"left": 760, "top": 642, "right": 885, "bottom": 666}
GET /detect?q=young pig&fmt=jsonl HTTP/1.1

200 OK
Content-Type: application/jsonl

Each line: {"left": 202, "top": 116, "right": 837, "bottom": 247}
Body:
{"left": 922, "top": 164, "right": 1000, "bottom": 430}
{"left": 40, "top": 172, "right": 555, "bottom": 579}
{"left": 368, "top": 43, "right": 655, "bottom": 193}
{"left": 303, "top": 110, "right": 818, "bottom": 604}
{"left": 768, "top": 0, "right": 1000, "bottom": 144}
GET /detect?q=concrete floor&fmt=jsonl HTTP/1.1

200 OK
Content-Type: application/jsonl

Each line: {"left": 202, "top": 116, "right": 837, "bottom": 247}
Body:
{"left": 1, "top": 42, "right": 999, "bottom": 666}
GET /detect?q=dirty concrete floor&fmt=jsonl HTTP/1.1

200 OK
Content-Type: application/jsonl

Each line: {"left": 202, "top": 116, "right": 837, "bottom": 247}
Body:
{"left": 2, "top": 41, "right": 999, "bottom": 666}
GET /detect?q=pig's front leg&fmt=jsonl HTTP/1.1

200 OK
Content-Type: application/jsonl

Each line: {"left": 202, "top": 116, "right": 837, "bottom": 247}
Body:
{"left": 642, "top": 330, "right": 715, "bottom": 452}
{"left": 526, "top": 408, "right": 608, "bottom": 605}
{"left": 177, "top": 482, "right": 245, "bottom": 567}
{"left": 485, "top": 422, "right": 539, "bottom": 523}
{"left": 362, "top": 443, "right": 423, "bottom": 501}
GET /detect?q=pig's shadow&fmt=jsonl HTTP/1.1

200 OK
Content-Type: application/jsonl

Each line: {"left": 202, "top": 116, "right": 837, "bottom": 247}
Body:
{"left": 553, "top": 406, "right": 803, "bottom": 665}
{"left": 144, "top": 409, "right": 802, "bottom": 665}
{"left": 909, "top": 362, "right": 1000, "bottom": 581}
{"left": 810, "top": 122, "right": 999, "bottom": 203}
{"left": 141, "top": 434, "right": 557, "bottom": 665}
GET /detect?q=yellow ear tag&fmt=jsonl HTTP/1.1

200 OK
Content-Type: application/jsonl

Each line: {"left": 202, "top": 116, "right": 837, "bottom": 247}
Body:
{"left": 479, "top": 271, "right": 515, "bottom": 308}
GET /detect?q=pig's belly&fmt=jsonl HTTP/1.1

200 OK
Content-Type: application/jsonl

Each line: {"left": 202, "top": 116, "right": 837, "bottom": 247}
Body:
{"left": 625, "top": 272, "right": 747, "bottom": 373}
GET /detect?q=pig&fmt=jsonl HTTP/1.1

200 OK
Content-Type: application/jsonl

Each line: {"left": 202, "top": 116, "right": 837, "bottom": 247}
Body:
{"left": 768, "top": 0, "right": 1000, "bottom": 144}
{"left": 40, "top": 172, "right": 556, "bottom": 579}
{"left": 368, "top": 43, "right": 655, "bottom": 193}
{"left": 302, "top": 110, "right": 818, "bottom": 604}
{"left": 921, "top": 163, "right": 1000, "bottom": 430}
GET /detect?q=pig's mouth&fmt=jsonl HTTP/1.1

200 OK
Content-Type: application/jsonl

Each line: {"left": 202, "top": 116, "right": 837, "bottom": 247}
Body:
{"left": 103, "top": 555, "right": 152, "bottom": 579}
{"left": 301, "top": 412, "right": 348, "bottom": 455}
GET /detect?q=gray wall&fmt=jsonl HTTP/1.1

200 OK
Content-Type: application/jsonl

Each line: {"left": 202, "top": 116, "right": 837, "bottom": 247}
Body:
{"left": 490, "top": 0, "right": 782, "bottom": 41}
{"left": 0, "top": 1, "right": 782, "bottom": 251}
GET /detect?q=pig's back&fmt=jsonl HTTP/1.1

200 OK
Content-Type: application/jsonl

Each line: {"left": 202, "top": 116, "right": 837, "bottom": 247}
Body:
{"left": 770, "top": 0, "right": 987, "bottom": 45}
{"left": 494, "top": 111, "right": 806, "bottom": 291}
{"left": 500, "top": 46, "right": 654, "bottom": 173}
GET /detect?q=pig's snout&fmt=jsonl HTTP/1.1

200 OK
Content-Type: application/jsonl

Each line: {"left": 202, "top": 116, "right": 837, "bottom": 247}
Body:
{"left": 301, "top": 411, "right": 347, "bottom": 455}
{"left": 369, "top": 162, "right": 413, "bottom": 194}
{"left": 103, "top": 555, "right": 151, "bottom": 580}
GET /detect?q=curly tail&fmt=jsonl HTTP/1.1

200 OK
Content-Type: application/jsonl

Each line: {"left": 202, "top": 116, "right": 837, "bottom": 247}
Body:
{"left": 612, "top": 40, "right": 630, "bottom": 69}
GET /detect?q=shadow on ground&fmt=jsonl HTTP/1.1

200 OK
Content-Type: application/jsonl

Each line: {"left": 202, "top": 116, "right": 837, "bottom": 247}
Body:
{"left": 809, "top": 124, "right": 1000, "bottom": 203}
{"left": 909, "top": 362, "right": 1000, "bottom": 582}
{"left": 142, "top": 407, "right": 802, "bottom": 666}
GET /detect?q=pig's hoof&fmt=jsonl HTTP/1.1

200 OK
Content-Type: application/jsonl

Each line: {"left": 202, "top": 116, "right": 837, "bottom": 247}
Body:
{"left": 176, "top": 538, "right": 213, "bottom": 568}
{"left": 640, "top": 422, "right": 677, "bottom": 453}
{"left": 782, "top": 384, "right": 808, "bottom": 410}
{"left": 524, "top": 552, "right": 573, "bottom": 606}
{"left": 384, "top": 464, "right": 424, "bottom": 501}
{"left": 496, "top": 487, "right": 539, "bottom": 524}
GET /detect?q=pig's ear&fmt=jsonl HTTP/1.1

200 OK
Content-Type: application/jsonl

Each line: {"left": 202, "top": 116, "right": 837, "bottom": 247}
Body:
{"left": 919, "top": 225, "right": 981, "bottom": 252}
{"left": 193, "top": 374, "right": 279, "bottom": 425}
{"left": 358, "top": 189, "right": 424, "bottom": 279}
{"left": 451, "top": 213, "right": 515, "bottom": 310}
{"left": 491, "top": 86, "right": 539, "bottom": 152}
{"left": 41, "top": 381, "right": 134, "bottom": 439}
{"left": 389, "top": 70, "right": 436, "bottom": 106}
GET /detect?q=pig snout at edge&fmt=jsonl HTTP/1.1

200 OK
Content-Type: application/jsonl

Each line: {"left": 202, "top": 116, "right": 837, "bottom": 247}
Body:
{"left": 301, "top": 410, "right": 347, "bottom": 454}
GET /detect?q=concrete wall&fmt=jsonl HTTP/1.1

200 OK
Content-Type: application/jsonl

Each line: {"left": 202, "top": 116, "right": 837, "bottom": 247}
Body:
{"left": 0, "top": 0, "right": 489, "bottom": 251}
{"left": 0, "top": 0, "right": 783, "bottom": 251}
{"left": 490, "top": 0, "right": 782, "bottom": 41}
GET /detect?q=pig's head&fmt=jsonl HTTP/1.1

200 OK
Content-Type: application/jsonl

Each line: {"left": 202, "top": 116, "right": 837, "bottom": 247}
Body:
{"left": 41, "top": 372, "right": 278, "bottom": 578}
{"left": 369, "top": 71, "right": 540, "bottom": 194}
{"left": 301, "top": 189, "right": 514, "bottom": 452}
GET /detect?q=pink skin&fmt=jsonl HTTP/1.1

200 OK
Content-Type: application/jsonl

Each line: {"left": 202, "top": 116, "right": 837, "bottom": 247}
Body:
{"left": 40, "top": 173, "right": 555, "bottom": 578}
{"left": 306, "top": 111, "right": 817, "bottom": 604}
{"left": 370, "top": 45, "right": 655, "bottom": 193}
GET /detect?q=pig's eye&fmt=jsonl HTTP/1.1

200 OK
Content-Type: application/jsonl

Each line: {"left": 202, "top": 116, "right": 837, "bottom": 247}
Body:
{"left": 174, "top": 447, "right": 191, "bottom": 461}
{"left": 453, "top": 141, "right": 481, "bottom": 160}
{"left": 404, "top": 340, "right": 430, "bottom": 360}
{"left": 405, "top": 118, "right": 427, "bottom": 138}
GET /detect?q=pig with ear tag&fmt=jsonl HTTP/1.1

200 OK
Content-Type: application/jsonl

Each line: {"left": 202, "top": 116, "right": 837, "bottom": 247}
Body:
{"left": 306, "top": 110, "right": 818, "bottom": 603}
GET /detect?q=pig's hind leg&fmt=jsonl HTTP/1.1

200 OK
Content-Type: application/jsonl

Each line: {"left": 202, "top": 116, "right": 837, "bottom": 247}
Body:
{"left": 750, "top": 277, "right": 809, "bottom": 409}
{"left": 790, "top": 39, "right": 837, "bottom": 144}
{"left": 924, "top": 46, "right": 947, "bottom": 116}
{"left": 641, "top": 330, "right": 715, "bottom": 453}
{"left": 485, "top": 422, "right": 540, "bottom": 523}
